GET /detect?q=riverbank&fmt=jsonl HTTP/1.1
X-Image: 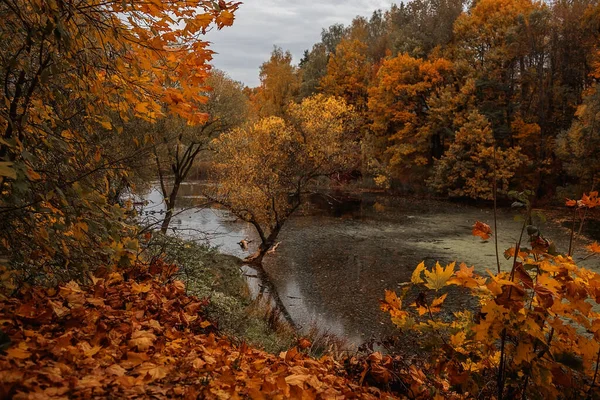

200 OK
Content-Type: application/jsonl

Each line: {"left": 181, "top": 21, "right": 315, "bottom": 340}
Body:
{"left": 0, "top": 260, "right": 400, "bottom": 399}
{"left": 145, "top": 234, "right": 296, "bottom": 354}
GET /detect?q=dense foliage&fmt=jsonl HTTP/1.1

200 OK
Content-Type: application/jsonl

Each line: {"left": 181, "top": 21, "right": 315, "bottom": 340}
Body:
{"left": 256, "top": 0, "right": 600, "bottom": 198}
{"left": 0, "top": 0, "right": 240, "bottom": 284}
{"left": 1, "top": 0, "right": 600, "bottom": 399}
{"left": 379, "top": 193, "right": 600, "bottom": 399}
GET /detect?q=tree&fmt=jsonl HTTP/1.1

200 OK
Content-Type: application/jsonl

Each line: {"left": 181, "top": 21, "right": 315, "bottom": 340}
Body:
{"left": 321, "top": 24, "right": 346, "bottom": 55}
{"left": 252, "top": 47, "right": 299, "bottom": 118}
{"left": 298, "top": 44, "right": 328, "bottom": 99}
{"left": 320, "top": 38, "right": 372, "bottom": 113}
{"left": 367, "top": 53, "right": 453, "bottom": 182}
{"left": 556, "top": 57, "right": 600, "bottom": 192}
{"left": 428, "top": 110, "right": 524, "bottom": 199}
{"left": 386, "top": 0, "right": 466, "bottom": 58}
{"left": 150, "top": 71, "right": 249, "bottom": 233}
{"left": 210, "top": 95, "right": 360, "bottom": 264}
{"left": 0, "top": 0, "right": 239, "bottom": 284}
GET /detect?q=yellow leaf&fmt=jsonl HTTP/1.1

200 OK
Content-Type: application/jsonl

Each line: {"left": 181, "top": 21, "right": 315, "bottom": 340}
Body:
{"left": 84, "top": 345, "right": 101, "bottom": 357}
{"left": 285, "top": 374, "right": 310, "bottom": 387}
{"left": 131, "top": 282, "right": 151, "bottom": 294}
{"left": 411, "top": 261, "right": 426, "bottom": 284}
{"left": 134, "top": 102, "right": 149, "bottom": 114}
{"left": 216, "top": 10, "right": 235, "bottom": 27}
{"left": 200, "top": 320, "right": 212, "bottom": 328}
{"left": 514, "top": 342, "right": 535, "bottom": 365}
{"left": 26, "top": 168, "right": 41, "bottom": 180}
{"left": 430, "top": 293, "right": 447, "bottom": 313}
{"left": 424, "top": 262, "right": 455, "bottom": 291}
{"left": 450, "top": 331, "right": 467, "bottom": 348}
{"left": 100, "top": 120, "right": 112, "bottom": 130}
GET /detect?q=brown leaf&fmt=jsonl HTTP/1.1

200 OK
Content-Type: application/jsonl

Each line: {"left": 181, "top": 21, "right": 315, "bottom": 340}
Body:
{"left": 128, "top": 330, "right": 156, "bottom": 351}
{"left": 136, "top": 362, "right": 169, "bottom": 381}
{"left": 106, "top": 364, "right": 127, "bottom": 376}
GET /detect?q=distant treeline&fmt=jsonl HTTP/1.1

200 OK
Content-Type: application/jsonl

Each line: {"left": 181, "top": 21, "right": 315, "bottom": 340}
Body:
{"left": 246, "top": 0, "right": 600, "bottom": 200}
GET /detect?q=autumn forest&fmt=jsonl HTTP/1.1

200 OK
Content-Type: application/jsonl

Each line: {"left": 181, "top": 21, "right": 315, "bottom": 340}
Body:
{"left": 1, "top": 0, "right": 600, "bottom": 399}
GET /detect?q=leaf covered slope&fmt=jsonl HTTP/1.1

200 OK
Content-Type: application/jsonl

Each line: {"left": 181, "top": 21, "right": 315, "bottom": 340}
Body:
{"left": 0, "top": 261, "right": 396, "bottom": 399}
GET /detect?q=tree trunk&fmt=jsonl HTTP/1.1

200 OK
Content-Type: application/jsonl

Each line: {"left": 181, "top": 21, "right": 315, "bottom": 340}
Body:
{"left": 244, "top": 225, "right": 281, "bottom": 265}
{"left": 160, "top": 180, "right": 181, "bottom": 234}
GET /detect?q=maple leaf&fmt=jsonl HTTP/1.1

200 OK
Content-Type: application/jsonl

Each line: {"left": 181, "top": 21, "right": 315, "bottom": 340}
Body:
{"left": 298, "top": 338, "right": 312, "bottom": 350}
{"left": 131, "top": 282, "right": 151, "bottom": 294}
{"left": 411, "top": 261, "right": 426, "bottom": 284}
{"left": 424, "top": 262, "right": 455, "bottom": 291}
{"left": 514, "top": 263, "right": 534, "bottom": 289}
{"left": 136, "top": 362, "right": 169, "bottom": 381}
{"left": 216, "top": 10, "right": 235, "bottom": 28}
{"left": 128, "top": 330, "right": 156, "bottom": 351}
{"left": 565, "top": 198, "right": 578, "bottom": 207}
{"left": 106, "top": 364, "right": 127, "bottom": 376}
{"left": 581, "top": 191, "right": 599, "bottom": 208}
{"left": 472, "top": 221, "right": 492, "bottom": 240}
{"left": 448, "top": 263, "right": 484, "bottom": 288}
{"left": 383, "top": 290, "right": 401, "bottom": 309}
{"left": 450, "top": 331, "right": 467, "bottom": 348}
{"left": 285, "top": 374, "right": 310, "bottom": 387}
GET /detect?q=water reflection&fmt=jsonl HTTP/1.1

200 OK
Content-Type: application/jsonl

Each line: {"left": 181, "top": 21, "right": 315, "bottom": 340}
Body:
{"left": 139, "top": 187, "right": 259, "bottom": 257}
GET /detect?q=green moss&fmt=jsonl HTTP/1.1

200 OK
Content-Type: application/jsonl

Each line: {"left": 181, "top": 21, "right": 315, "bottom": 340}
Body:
{"left": 146, "top": 234, "right": 295, "bottom": 353}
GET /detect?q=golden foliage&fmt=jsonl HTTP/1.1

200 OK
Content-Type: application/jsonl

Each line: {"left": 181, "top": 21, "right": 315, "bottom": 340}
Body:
{"left": 368, "top": 53, "right": 453, "bottom": 176}
{"left": 211, "top": 95, "right": 360, "bottom": 256}
{"left": 381, "top": 194, "right": 600, "bottom": 399}
{"left": 428, "top": 111, "right": 524, "bottom": 200}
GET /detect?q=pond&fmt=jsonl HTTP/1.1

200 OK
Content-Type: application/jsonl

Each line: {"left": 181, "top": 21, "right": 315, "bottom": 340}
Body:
{"left": 139, "top": 183, "right": 597, "bottom": 345}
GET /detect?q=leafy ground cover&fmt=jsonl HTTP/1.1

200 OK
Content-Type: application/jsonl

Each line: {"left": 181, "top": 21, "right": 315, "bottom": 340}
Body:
{"left": 0, "top": 260, "right": 397, "bottom": 399}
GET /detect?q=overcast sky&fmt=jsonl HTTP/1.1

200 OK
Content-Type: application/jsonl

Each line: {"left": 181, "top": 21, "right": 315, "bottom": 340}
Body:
{"left": 205, "top": 0, "right": 395, "bottom": 87}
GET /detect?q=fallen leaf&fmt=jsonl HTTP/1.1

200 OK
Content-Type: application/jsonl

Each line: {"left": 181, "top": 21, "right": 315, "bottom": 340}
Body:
{"left": 472, "top": 221, "right": 492, "bottom": 240}
{"left": 129, "top": 330, "right": 156, "bottom": 351}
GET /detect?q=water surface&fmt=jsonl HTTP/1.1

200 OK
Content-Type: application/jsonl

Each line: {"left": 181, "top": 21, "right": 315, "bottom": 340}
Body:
{"left": 140, "top": 184, "right": 597, "bottom": 344}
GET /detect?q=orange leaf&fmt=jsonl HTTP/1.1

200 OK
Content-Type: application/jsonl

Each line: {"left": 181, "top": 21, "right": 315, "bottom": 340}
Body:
{"left": 411, "top": 261, "right": 426, "bottom": 284}
{"left": 6, "top": 347, "right": 31, "bottom": 359}
{"left": 472, "top": 221, "right": 492, "bottom": 240}
{"left": 581, "top": 191, "right": 599, "bottom": 208}
{"left": 565, "top": 198, "right": 577, "bottom": 207}
{"left": 430, "top": 293, "right": 447, "bottom": 313}
{"left": 298, "top": 338, "right": 311, "bottom": 350}
{"left": 587, "top": 242, "right": 600, "bottom": 254}
{"left": 449, "top": 263, "right": 486, "bottom": 288}
{"left": 136, "top": 362, "right": 169, "bottom": 381}
{"left": 106, "top": 364, "right": 127, "bottom": 376}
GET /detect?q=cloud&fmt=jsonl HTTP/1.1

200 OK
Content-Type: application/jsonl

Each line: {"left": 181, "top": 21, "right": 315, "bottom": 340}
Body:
{"left": 205, "top": 0, "right": 394, "bottom": 87}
